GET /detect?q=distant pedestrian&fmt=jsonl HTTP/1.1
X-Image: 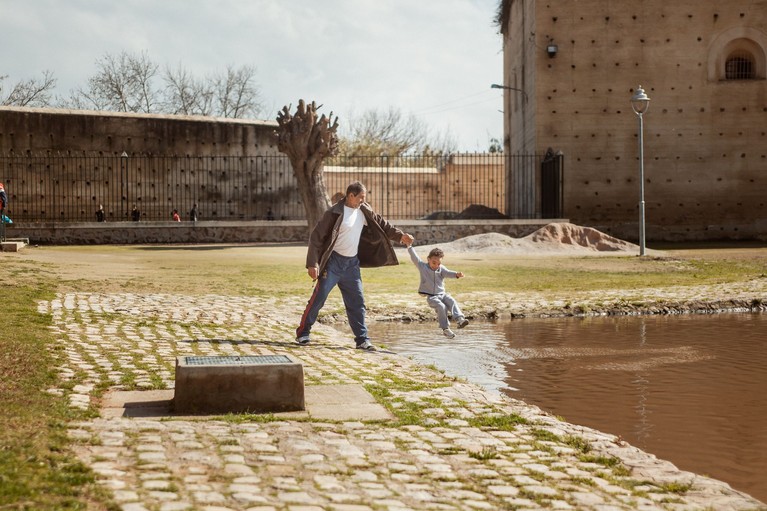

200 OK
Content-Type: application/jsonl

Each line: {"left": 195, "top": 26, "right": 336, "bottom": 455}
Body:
{"left": 407, "top": 244, "right": 469, "bottom": 339}
{"left": 190, "top": 203, "right": 199, "bottom": 222}
{"left": 0, "top": 182, "right": 8, "bottom": 240}
{"left": 95, "top": 204, "right": 106, "bottom": 222}
{"left": 172, "top": 209, "right": 181, "bottom": 222}
{"left": 130, "top": 205, "right": 140, "bottom": 222}
{"left": 0, "top": 182, "right": 7, "bottom": 218}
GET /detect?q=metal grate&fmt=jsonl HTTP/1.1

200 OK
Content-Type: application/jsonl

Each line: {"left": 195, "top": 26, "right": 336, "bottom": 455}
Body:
{"left": 183, "top": 355, "right": 292, "bottom": 366}
{"left": 725, "top": 51, "right": 755, "bottom": 80}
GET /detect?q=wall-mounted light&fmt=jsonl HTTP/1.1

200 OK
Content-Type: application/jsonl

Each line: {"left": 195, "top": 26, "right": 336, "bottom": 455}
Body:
{"left": 546, "top": 43, "right": 558, "bottom": 58}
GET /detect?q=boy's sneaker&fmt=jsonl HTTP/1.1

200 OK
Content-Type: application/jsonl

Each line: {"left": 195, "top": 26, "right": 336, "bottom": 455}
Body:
{"left": 295, "top": 334, "right": 311, "bottom": 345}
{"left": 457, "top": 318, "right": 469, "bottom": 329}
{"left": 443, "top": 328, "right": 456, "bottom": 339}
{"left": 355, "top": 340, "right": 377, "bottom": 351}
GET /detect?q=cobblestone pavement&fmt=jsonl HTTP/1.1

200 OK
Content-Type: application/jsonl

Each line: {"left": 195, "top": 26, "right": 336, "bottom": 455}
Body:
{"left": 43, "top": 292, "right": 766, "bottom": 511}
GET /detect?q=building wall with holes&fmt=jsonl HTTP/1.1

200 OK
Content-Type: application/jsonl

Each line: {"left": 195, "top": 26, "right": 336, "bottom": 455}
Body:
{"left": 500, "top": 0, "right": 767, "bottom": 241}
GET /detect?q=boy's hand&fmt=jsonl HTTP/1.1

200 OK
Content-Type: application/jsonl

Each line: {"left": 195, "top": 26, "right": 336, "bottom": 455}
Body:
{"left": 456, "top": 272, "right": 464, "bottom": 279}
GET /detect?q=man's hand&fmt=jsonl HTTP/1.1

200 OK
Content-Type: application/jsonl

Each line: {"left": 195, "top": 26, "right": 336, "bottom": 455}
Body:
{"left": 307, "top": 266, "right": 319, "bottom": 280}
{"left": 401, "top": 233, "right": 414, "bottom": 246}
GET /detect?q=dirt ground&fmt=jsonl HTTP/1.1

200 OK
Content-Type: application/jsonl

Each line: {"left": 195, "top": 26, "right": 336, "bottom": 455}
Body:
{"left": 10, "top": 229, "right": 767, "bottom": 321}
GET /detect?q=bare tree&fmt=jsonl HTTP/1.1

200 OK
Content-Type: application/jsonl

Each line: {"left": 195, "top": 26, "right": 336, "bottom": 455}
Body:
{"left": 276, "top": 100, "right": 339, "bottom": 228}
{"left": 214, "top": 64, "right": 262, "bottom": 118}
{"left": 162, "top": 64, "right": 214, "bottom": 116}
{"left": 68, "top": 51, "right": 159, "bottom": 113}
{"left": 1, "top": 70, "right": 57, "bottom": 107}
{"left": 339, "top": 107, "right": 456, "bottom": 157}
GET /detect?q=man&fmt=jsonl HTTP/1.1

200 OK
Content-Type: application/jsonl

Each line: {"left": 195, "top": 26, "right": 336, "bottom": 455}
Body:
{"left": 296, "top": 181, "right": 414, "bottom": 351}
{"left": 0, "top": 182, "right": 7, "bottom": 215}
{"left": 0, "top": 182, "right": 7, "bottom": 241}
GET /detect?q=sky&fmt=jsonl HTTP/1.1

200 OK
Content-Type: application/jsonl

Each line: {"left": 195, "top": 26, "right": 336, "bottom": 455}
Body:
{"left": 0, "top": 0, "right": 504, "bottom": 151}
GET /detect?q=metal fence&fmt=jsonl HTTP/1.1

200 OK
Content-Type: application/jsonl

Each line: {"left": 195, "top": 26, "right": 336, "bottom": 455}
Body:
{"left": 0, "top": 152, "right": 556, "bottom": 223}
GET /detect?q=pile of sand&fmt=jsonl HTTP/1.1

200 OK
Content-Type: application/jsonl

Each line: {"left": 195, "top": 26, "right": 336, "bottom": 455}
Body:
{"left": 424, "top": 222, "right": 642, "bottom": 256}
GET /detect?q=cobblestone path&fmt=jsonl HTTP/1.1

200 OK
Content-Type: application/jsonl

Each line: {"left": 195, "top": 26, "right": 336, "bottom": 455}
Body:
{"left": 43, "top": 292, "right": 765, "bottom": 511}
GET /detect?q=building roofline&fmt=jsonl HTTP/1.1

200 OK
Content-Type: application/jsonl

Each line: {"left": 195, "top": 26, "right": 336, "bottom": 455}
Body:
{"left": 0, "top": 105, "right": 278, "bottom": 127}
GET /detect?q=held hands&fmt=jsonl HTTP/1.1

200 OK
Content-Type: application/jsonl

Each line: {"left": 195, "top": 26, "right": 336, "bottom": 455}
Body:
{"left": 401, "top": 233, "right": 415, "bottom": 246}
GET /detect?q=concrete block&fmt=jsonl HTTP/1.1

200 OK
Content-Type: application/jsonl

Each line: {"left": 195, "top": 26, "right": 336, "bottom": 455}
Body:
{"left": 0, "top": 241, "right": 25, "bottom": 252}
{"left": 173, "top": 354, "right": 304, "bottom": 414}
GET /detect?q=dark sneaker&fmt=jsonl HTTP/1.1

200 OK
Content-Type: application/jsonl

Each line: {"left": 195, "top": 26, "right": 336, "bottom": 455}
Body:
{"left": 457, "top": 318, "right": 469, "bottom": 329}
{"left": 355, "top": 340, "right": 376, "bottom": 351}
{"left": 296, "top": 334, "right": 311, "bottom": 345}
{"left": 443, "top": 328, "right": 456, "bottom": 339}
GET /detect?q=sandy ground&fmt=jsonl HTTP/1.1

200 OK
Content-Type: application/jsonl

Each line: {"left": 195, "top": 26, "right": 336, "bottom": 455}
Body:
{"left": 11, "top": 223, "right": 767, "bottom": 323}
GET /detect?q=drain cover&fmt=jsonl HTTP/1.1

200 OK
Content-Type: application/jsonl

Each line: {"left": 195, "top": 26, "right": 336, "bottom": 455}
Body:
{"left": 183, "top": 355, "right": 292, "bottom": 366}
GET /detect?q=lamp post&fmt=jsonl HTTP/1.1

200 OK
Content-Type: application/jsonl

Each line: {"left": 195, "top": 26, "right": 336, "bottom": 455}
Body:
{"left": 630, "top": 85, "right": 650, "bottom": 256}
{"left": 490, "top": 83, "right": 528, "bottom": 102}
{"left": 121, "top": 151, "right": 128, "bottom": 220}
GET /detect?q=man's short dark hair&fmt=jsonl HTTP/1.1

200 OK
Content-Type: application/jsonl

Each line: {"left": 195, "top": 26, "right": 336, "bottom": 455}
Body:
{"left": 428, "top": 248, "right": 444, "bottom": 259}
{"left": 346, "top": 181, "right": 367, "bottom": 197}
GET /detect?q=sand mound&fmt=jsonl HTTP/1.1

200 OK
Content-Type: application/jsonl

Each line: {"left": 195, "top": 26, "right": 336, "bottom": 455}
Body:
{"left": 424, "top": 222, "right": 643, "bottom": 256}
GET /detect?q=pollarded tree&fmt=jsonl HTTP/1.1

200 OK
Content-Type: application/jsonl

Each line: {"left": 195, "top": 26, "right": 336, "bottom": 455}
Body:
{"left": 275, "top": 100, "right": 339, "bottom": 228}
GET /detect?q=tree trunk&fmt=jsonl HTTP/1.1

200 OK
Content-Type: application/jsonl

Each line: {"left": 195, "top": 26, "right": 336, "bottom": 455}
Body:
{"left": 275, "top": 99, "right": 339, "bottom": 228}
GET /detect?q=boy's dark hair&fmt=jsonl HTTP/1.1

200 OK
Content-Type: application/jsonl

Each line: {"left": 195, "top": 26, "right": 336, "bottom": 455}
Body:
{"left": 428, "top": 248, "right": 444, "bottom": 259}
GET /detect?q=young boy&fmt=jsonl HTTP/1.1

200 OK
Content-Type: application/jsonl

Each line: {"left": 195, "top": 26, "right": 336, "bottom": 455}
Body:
{"left": 407, "top": 244, "right": 469, "bottom": 338}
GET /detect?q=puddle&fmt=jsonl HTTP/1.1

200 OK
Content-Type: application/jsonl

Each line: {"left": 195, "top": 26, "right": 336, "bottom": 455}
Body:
{"left": 369, "top": 312, "right": 767, "bottom": 503}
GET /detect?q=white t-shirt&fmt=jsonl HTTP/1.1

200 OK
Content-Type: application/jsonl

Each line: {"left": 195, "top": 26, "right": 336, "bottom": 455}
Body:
{"left": 333, "top": 205, "right": 367, "bottom": 257}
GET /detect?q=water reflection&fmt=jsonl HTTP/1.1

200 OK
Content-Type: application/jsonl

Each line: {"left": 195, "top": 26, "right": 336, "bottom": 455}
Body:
{"left": 368, "top": 313, "right": 767, "bottom": 503}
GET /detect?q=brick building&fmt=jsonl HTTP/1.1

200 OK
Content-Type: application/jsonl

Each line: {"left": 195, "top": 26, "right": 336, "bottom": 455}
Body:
{"left": 497, "top": 0, "right": 767, "bottom": 240}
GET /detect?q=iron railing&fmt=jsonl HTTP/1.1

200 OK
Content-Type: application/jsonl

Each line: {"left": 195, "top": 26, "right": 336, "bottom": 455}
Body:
{"left": 0, "top": 152, "right": 557, "bottom": 223}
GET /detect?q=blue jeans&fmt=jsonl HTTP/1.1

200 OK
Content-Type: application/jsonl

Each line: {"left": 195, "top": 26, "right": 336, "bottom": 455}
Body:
{"left": 296, "top": 252, "right": 368, "bottom": 344}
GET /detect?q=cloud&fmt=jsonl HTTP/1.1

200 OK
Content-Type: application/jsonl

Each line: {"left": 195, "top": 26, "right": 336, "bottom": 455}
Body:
{"left": 0, "top": 0, "right": 503, "bottom": 150}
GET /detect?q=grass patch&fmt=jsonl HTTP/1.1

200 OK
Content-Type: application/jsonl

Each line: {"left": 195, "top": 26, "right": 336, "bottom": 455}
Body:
{"left": 467, "top": 413, "right": 529, "bottom": 430}
{"left": 468, "top": 447, "right": 500, "bottom": 461}
{"left": 659, "top": 481, "right": 693, "bottom": 494}
{"left": 0, "top": 277, "right": 114, "bottom": 509}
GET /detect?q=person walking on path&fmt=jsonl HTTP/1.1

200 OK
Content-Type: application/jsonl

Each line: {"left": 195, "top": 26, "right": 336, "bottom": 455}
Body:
{"left": 296, "top": 181, "right": 414, "bottom": 351}
{"left": 95, "top": 204, "right": 106, "bottom": 222}
{"left": 407, "top": 244, "right": 469, "bottom": 338}
{"left": 0, "top": 182, "right": 7, "bottom": 241}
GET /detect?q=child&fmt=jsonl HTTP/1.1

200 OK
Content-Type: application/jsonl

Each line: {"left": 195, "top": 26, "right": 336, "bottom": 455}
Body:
{"left": 407, "top": 244, "right": 469, "bottom": 338}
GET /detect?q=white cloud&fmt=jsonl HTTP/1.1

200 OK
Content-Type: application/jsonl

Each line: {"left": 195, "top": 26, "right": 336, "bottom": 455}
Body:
{"left": 0, "top": 0, "right": 503, "bottom": 150}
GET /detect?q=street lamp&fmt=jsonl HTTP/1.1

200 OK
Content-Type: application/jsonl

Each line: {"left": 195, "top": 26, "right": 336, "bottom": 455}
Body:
{"left": 630, "top": 85, "right": 650, "bottom": 256}
{"left": 490, "top": 83, "right": 528, "bottom": 102}
{"left": 121, "top": 151, "right": 129, "bottom": 220}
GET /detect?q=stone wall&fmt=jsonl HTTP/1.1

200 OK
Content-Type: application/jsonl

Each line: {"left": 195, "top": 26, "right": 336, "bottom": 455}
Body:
{"left": 500, "top": 1, "right": 767, "bottom": 240}
{"left": 0, "top": 106, "right": 279, "bottom": 156}
{"left": 11, "top": 219, "right": 555, "bottom": 246}
{"left": 0, "top": 107, "right": 506, "bottom": 223}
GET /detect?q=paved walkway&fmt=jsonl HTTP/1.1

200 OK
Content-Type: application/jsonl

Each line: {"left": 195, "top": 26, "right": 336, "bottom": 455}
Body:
{"left": 43, "top": 292, "right": 765, "bottom": 511}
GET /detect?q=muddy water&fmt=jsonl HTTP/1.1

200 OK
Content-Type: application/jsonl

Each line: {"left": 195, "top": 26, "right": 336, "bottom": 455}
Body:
{"left": 368, "top": 313, "right": 767, "bottom": 502}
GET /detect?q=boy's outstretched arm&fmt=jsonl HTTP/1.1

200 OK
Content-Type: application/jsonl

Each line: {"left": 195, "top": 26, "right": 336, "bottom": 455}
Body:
{"left": 407, "top": 245, "right": 421, "bottom": 265}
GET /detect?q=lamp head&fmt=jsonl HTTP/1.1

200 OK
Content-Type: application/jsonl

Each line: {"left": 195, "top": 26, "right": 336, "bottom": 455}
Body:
{"left": 631, "top": 85, "right": 650, "bottom": 115}
{"left": 546, "top": 43, "right": 558, "bottom": 58}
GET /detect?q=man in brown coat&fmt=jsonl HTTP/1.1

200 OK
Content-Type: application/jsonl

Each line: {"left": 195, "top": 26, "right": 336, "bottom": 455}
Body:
{"left": 296, "top": 181, "right": 414, "bottom": 351}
